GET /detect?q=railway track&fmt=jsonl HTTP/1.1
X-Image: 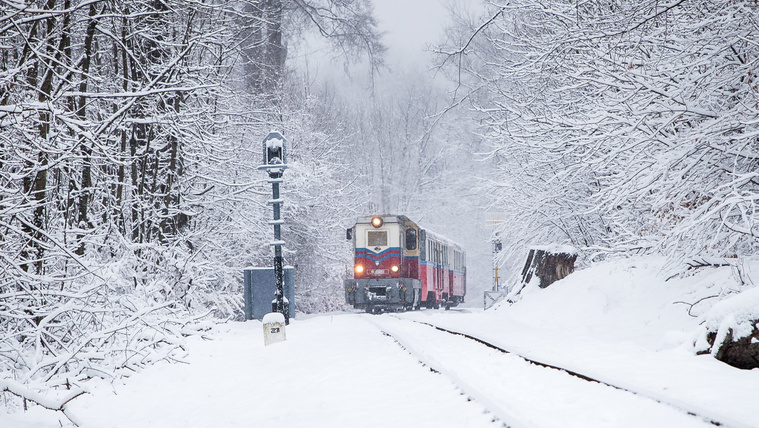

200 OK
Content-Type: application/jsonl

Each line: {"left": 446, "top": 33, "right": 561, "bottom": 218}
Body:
{"left": 365, "top": 315, "right": 725, "bottom": 428}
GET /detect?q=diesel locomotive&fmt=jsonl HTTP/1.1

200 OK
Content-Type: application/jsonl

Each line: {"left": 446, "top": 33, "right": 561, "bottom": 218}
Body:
{"left": 344, "top": 215, "right": 466, "bottom": 313}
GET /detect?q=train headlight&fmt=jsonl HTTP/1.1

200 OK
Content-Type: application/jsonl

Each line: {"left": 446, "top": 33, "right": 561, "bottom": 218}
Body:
{"left": 391, "top": 265, "right": 399, "bottom": 273}
{"left": 371, "top": 216, "right": 383, "bottom": 228}
{"left": 354, "top": 264, "right": 364, "bottom": 275}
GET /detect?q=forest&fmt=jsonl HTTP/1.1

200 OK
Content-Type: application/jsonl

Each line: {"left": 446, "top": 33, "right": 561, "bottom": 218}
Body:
{"left": 1, "top": 0, "right": 758, "bottom": 415}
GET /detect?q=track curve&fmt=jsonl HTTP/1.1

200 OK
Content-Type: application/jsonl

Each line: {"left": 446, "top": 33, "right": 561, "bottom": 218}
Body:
{"left": 366, "top": 314, "right": 723, "bottom": 428}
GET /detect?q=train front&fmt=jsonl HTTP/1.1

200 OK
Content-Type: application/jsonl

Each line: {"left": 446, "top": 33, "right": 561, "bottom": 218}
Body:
{"left": 344, "top": 215, "right": 421, "bottom": 313}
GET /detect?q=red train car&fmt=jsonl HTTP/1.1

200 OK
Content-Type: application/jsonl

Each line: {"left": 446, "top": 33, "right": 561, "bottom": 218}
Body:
{"left": 344, "top": 215, "right": 466, "bottom": 313}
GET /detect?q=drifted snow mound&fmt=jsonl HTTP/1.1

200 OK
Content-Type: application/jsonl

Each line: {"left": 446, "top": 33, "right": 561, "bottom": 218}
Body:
{"left": 694, "top": 286, "right": 759, "bottom": 369}
{"left": 498, "top": 255, "right": 759, "bottom": 364}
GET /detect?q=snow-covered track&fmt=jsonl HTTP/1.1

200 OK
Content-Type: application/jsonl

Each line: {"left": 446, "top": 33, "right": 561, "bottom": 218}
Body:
{"left": 366, "top": 315, "right": 722, "bottom": 428}
{"left": 397, "top": 316, "right": 748, "bottom": 427}
{"left": 363, "top": 315, "right": 518, "bottom": 428}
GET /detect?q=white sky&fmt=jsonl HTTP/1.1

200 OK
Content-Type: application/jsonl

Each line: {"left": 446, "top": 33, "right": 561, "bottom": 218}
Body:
{"left": 292, "top": 0, "right": 482, "bottom": 81}
{"left": 372, "top": 0, "right": 456, "bottom": 66}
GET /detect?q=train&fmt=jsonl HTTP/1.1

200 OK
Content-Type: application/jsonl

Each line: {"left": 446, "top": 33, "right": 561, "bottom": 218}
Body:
{"left": 344, "top": 215, "right": 466, "bottom": 313}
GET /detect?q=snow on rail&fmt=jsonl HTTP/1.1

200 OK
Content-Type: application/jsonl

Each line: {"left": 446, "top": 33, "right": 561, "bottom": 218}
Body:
{"left": 395, "top": 313, "right": 756, "bottom": 428}
{"left": 368, "top": 315, "right": 720, "bottom": 428}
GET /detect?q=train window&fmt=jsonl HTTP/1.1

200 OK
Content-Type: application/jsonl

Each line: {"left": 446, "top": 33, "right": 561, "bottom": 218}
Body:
{"left": 367, "top": 231, "right": 387, "bottom": 247}
{"left": 405, "top": 228, "right": 417, "bottom": 250}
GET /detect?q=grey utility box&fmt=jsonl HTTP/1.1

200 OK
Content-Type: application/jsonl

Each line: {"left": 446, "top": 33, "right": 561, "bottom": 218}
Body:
{"left": 243, "top": 267, "right": 295, "bottom": 320}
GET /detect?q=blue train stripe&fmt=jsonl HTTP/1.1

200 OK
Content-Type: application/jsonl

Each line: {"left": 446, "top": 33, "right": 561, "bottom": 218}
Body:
{"left": 356, "top": 247, "right": 401, "bottom": 263}
{"left": 356, "top": 247, "right": 401, "bottom": 256}
{"left": 354, "top": 249, "right": 423, "bottom": 263}
{"left": 356, "top": 254, "right": 401, "bottom": 263}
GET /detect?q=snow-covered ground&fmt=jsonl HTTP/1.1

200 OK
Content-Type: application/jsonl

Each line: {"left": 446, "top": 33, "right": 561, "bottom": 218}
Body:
{"left": 2, "top": 256, "right": 758, "bottom": 427}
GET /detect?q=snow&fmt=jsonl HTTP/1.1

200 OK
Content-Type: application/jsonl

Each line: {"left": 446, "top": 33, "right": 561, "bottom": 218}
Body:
{"left": 530, "top": 244, "right": 578, "bottom": 255}
{"left": 4, "top": 316, "right": 496, "bottom": 428}
{"left": 3, "top": 256, "right": 758, "bottom": 428}
{"left": 696, "top": 285, "right": 759, "bottom": 354}
{"left": 262, "top": 312, "right": 285, "bottom": 324}
{"left": 265, "top": 136, "right": 284, "bottom": 150}
{"left": 403, "top": 256, "right": 759, "bottom": 427}
{"left": 702, "top": 286, "right": 759, "bottom": 335}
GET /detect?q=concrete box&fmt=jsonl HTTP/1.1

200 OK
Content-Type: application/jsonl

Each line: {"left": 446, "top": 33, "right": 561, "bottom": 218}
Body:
{"left": 262, "top": 312, "right": 287, "bottom": 346}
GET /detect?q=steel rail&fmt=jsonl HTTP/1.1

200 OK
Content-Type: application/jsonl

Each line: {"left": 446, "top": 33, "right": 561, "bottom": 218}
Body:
{"left": 379, "top": 315, "right": 726, "bottom": 428}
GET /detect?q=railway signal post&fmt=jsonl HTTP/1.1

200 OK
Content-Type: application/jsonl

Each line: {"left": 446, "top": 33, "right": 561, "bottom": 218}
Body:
{"left": 485, "top": 213, "right": 505, "bottom": 292}
{"left": 493, "top": 238, "right": 503, "bottom": 291}
{"left": 258, "top": 131, "right": 289, "bottom": 325}
{"left": 484, "top": 213, "right": 507, "bottom": 310}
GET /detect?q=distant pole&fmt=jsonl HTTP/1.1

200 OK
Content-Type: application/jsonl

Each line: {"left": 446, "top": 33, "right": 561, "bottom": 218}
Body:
{"left": 485, "top": 213, "right": 505, "bottom": 292}
{"left": 493, "top": 238, "right": 502, "bottom": 291}
{"left": 258, "top": 131, "right": 289, "bottom": 324}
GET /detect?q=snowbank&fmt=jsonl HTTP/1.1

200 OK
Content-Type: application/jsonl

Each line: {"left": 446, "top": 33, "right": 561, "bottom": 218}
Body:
{"left": 700, "top": 286, "right": 759, "bottom": 342}
{"left": 500, "top": 256, "right": 720, "bottom": 349}
{"left": 692, "top": 279, "right": 759, "bottom": 368}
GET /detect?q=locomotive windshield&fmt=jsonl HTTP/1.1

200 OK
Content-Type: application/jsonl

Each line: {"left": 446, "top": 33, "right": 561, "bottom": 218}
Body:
{"left": 367, "top": 231, "right": 388, "bottom": 247}
{"left": 405, "top": 228, "right": 417, "bottom": 250}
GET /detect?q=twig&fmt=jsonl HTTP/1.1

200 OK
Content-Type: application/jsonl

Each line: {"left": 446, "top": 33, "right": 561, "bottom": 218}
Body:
{"left": 673, "top": 294, "right": 719, "bottom": 317}
{"left": 0, "top": 378, "right": 86, "bottom": 426}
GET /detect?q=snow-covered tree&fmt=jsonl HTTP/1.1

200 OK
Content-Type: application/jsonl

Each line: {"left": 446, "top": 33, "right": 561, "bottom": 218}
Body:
{"left": 0, "top": 0, "right": 385, "bottom": 416}
{"left": 439, "top": 0, "right": 759, "bottom": 266}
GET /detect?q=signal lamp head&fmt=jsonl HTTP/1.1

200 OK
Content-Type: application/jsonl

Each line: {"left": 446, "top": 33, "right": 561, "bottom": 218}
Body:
{"left": 371, "top": 216, "right": 383, "bottom": 228}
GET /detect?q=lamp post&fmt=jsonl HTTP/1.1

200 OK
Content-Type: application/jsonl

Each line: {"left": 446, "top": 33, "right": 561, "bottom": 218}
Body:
{"left": 258, "top": 131, "right": 289, "bottom": 324}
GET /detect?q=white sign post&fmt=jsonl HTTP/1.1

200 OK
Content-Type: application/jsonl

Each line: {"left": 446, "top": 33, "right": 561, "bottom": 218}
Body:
{"left": 262, "top": 312, "right": 286, "bottom": 346}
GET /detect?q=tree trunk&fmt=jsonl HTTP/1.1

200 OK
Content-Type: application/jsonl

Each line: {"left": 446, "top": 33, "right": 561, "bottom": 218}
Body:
{"left": 242, "top": 0, "right": 285, "bottom": 96}
{"left": 74, "top": 2, "right": 99, "bottom": 255}
{"left": 521, "top": 247, "right": 578, "bottom": 289}
{"left": 21, "top": 0, "right": 59, "bottom": 275}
